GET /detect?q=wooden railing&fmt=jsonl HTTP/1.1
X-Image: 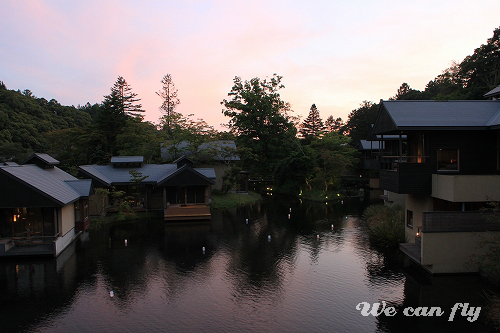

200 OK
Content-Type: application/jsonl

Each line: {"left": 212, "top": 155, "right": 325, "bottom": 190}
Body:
{"left": 11, "top": 233, "right": 61, "bottom": 246}
{"left": 164, "top": 204, "right": 211, "bottom": 221}
{"left": 380, "top": 162, "right": 434, "bottom": 194}
{"left": 422, "top": 211, "right": 500, "bottom": 233}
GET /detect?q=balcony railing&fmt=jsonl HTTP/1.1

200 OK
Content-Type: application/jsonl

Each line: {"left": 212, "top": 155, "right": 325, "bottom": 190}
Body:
{"left": 379, "top": 157, "right": 434, "bottom": 194}
{"left": 380, "top": 156, "right": 430, "bottom": 170}
{"left": 422, "top": 211, "right": 500, "bottom": 233}
{"left": 164, "top": 204, "right": 211, "bottom": 221}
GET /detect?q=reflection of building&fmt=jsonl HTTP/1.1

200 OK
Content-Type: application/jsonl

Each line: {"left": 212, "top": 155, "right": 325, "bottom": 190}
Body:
{"left": 79, "top": 156, "right": 215, "bottom": 221}
{"left": 0, "top": 153, "right": 92, "bottom": 257}
{"left": 372, "top": 99, "right": 500, "bottom": 274}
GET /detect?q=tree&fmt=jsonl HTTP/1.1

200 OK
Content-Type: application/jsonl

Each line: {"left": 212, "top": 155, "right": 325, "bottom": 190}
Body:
{"left": 95, "top": 76, "right": 144, "bottom": 158}
{"left": 299, "top": 104, "right": 324, "bottom": 138}
{"left": 309, "top": 132, "right": 358, "bottom": 192}
{"left": 391, "top": 82, "right": 424, "bottom": 100}
{"left": 343, "top": 101, "right": 379, "bottom": 146}
{"left": 156, "top": 74, "right": 181, "bottom": 137}
{"left": 325, "top": 115, "right": 343, "bottom": 133}
{"left": 458, "top": 26, "right": 500, "bottom": 98}
{"left": 113, "top": 76, "right": 144, "bottom": 118}
{"left": 221, "top": 74, "right": 297, "bottom": 177}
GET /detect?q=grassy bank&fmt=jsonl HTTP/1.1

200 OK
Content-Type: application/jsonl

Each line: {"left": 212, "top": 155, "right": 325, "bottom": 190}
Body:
{"left": 210, "top": 191, "right": 262, "bottom": 210}
{"left": 363, "top": 204, "right": 406, "bottom": 248}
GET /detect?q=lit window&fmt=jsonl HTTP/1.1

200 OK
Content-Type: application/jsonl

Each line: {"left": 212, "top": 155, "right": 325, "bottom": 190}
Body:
{"left": 407, "top": 210, "right": 413, "bottom": 229}
{"left": 437, "top": 148, "right": 459, "bottom": 171}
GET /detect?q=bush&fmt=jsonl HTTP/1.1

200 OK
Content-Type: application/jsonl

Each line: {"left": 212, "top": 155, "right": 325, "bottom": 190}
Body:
{"left": 363, "top": 204, "right": 406, "bottom": 248}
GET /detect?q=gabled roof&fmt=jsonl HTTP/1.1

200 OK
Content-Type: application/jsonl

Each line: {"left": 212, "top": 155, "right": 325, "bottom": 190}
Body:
{"left": 79, "top": 164, "right": 178, "bottom": 186}
{"left": 0, "top": 164, "right": 81, "bottom": 206}
{"left": 64, "top": 179, "right": 93, "bottom": 198}
{"left": 485, "top": 85, "right": 500, "bottom": 99}
{"left": 79, "top": 159, "right": 216, "bottom": 187}
{"left": 373, "top": 100, "right": 500, "bottom": 134}
{"left": 358, "top": 140, "right": 384, "bottom": 151}
{"left": 22, "top": 153, "right": 60, "bottom": 167}
{"left": 157, "top": 164, "right": 215, "bottom": 186}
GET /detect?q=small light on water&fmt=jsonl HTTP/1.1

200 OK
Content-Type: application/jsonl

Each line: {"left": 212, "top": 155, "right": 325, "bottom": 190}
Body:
{"left": 110, "top": 291, "right": 114, "bottom": 298}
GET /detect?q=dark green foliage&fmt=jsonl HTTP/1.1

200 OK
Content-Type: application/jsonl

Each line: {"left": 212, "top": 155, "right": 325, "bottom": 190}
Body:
{"left": 299, "top": 104, "right": 324, "bottom": 138}
{"left": 221, "top": 74, "right": 298, "bottom": 178}
{"left": 0, "top": 86, "right": 92, "bottom": 161}
{"left": 221, "top": 166, "right": 242, "bottom": 194}
{"left": 363, "top": 205, "right": 406, "bottom": 248}
{"left": 343, "top": 101, "right": 379, "bottom": 146}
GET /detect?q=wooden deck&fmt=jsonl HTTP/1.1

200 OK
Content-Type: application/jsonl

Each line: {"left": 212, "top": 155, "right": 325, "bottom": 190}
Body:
{"left": 164, "top": 204, "right": 211, "bottom": 221}
{"left": 400, "top": 242, "right": 421, "bottom": 263}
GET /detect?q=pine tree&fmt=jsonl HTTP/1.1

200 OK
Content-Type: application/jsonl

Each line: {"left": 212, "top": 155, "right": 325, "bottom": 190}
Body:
{"left": 95, "top": 76, "right": 143, "bottom": 157}
{"left": 299, "top": 104, "right": 324, "bottom": 138}
{"left": 156, "top": 74, "right": 180, "bottom": 137}
{"left": 112, "top": 76, "right": 144, "bottom": 118}
{"left": 325, "top": 115, "right": 343, "bottom": 133}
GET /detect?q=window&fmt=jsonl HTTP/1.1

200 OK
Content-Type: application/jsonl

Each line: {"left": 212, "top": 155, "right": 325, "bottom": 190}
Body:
{"left": 437, "top": 148, "right": 459, "bottom": 171}
{"left": 406, "top": 210, "right": 413, "bottom": 229}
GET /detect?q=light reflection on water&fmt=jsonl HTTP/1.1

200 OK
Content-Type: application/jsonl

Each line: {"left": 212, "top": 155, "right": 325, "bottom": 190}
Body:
{"left": 0, "top": 196, "right": 496, "bottom": 332}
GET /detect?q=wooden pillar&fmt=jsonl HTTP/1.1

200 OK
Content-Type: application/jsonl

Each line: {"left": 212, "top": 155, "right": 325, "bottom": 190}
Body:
{"left": 163, "top": 187, "right": 167, "bottom": 215}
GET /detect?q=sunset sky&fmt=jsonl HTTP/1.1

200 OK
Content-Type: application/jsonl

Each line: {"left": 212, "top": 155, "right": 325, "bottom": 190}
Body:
{"left": 1, "top": 0, "right": 499, "bottom": 131}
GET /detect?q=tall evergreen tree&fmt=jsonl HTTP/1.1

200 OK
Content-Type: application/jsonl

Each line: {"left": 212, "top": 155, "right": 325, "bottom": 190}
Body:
{"left": 156, "top": 74, "right": 181, "bottom": 137}
{"left": 299, "top": 104, "right": 324, "bottom": 138}
{"left": 112, "top": 76, "right": 144, "bottom": 118}
{"left": 95, "top": 76, "right": 143, "bottom": 157}
{"left": 325, "top": 115, "right": 343, "bottom": 133}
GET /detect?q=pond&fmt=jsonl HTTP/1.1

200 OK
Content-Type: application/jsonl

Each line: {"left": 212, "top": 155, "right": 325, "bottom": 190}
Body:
{"left": 0, "top": 195, "right": 496, "bottom": 332}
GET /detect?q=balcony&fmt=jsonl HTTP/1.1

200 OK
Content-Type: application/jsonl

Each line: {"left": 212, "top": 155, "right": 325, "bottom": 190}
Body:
{"left": 432, "top": 174, "right": 500, "bottom": 202}
{"left": 422, "top": 211, "right": 500, "bottom": 233}
{"left": 164, "top": 204, "right": 211, "bottom": 221}
{"left": 379, "top": 156, "right": 434, "bottom": 194}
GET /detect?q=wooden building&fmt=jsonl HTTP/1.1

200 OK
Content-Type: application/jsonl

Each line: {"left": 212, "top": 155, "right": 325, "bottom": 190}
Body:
{"left": 372, "top": 100, "right": 500, "bottom": 274}
{"left": 78, "top": 156, "right": 215, "bottom": 221}
{"left": 0, "top": 154, "right": 92, "bottom": 257}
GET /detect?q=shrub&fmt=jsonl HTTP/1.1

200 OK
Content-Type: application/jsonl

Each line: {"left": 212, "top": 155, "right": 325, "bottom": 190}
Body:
{"left": 363, "top": 204, "right": 406, "bottom": 248}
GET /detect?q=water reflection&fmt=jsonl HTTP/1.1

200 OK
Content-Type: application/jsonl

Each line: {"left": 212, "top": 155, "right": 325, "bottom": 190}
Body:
{"left": 0, "top": 195, "right": 497, "bottom": 332}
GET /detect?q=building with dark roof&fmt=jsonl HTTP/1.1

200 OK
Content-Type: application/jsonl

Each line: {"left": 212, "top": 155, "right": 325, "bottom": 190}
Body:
{"left": 372, "top": 99, "right": 500, "bottom": 274}
{"left": 0, "top": 154, "right": 93, "bottom": 257}
{"left": 161, "top": 140, "right": 240, "bottom": 190}
{"left": 78, "top": 155, "right": 216, "bottom": 221}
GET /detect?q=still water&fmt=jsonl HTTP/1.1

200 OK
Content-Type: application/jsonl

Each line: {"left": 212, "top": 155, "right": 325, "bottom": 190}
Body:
{"left": 0, "top": 195, "right": 496, "bottom": 332}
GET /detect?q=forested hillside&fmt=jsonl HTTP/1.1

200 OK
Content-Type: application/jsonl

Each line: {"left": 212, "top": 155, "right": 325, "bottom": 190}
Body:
{"left": 0, "top": 82, "right": 92, "bottom": 161}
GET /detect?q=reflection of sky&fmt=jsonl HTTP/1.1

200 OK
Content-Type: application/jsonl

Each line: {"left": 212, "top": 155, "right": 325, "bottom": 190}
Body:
{"left": 1, "top": 1, "right": 499, "bottom": 130}
{"left": 1, "top": 199, "right": 494, "bottom": 332}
